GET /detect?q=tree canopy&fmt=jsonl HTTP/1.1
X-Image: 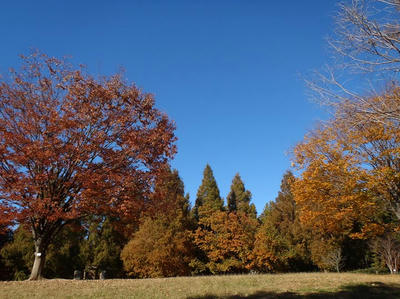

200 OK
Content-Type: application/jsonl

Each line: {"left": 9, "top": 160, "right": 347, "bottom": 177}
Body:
{"left": 227, "top": 173, "right": 257, "bottom": 218}
{"left": 193, "top": 164, "right": 223, "bottom": 221}
{"left": 0, "top": 51, "right": 176, "bottom": 279}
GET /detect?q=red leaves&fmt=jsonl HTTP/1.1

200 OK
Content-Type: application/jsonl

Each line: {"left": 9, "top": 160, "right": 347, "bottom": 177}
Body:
{"left": 0, "top": 205, "right": 14, "bottom": 234}
{"left": 0, "top": 51, "right": 176, "bottom": 236}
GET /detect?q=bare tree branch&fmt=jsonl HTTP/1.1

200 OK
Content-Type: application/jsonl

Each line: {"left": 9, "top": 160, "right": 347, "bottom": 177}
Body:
{"left": 309, "top": 0, "right": 400, "bottom": 125}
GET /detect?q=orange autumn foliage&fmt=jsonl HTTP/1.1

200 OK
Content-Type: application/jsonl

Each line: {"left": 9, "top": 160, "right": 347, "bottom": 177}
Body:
{"left": 192, "top": 211, "right": 258, "bottom": 274}
{"left": 121, "top": 169, "right": 194, "bottom": 278}
{"left": 293, "top": 88, "right": 400, "bottom": 243}
{"left": 121, "top": 215, "right": 194, "bottom": 278}
{"left": 293, "top": 123, "right": 379, "bottom": 239}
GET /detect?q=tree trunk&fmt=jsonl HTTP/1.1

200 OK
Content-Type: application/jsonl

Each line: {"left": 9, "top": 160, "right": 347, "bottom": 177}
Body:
{"left": 29, "top": 238, "right": 47, "bottom": 280}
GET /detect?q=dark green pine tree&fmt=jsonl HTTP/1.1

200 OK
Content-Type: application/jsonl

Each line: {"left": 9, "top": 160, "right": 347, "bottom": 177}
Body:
{"left": 79, "top": 216, "right": 124, "bottom": 278}
{"left": 227, "top": 173, "right": 257, "bottom": 218}
{"left": 0, "top": 226, "right": 34, "bottom": 280}
{"left": 193, "top": 164, "right": 223, "bottom": 221}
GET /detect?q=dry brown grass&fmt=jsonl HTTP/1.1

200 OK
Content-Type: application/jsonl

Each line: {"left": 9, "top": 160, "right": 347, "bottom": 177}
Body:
{"left": 1, "top": 272, "right": 400, "bottom": 298}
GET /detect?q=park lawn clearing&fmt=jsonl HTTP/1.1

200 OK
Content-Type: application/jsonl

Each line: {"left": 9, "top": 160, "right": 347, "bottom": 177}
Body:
{"left": 1, "top": 272, "right": 400, "bottom": 298}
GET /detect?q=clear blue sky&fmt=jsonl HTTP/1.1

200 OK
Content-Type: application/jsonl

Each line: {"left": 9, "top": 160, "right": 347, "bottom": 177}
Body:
{"left": 0, "top": 0, "right": 337, "bottom": 214}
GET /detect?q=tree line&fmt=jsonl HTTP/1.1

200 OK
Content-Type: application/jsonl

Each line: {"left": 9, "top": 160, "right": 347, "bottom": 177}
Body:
{"left": 1, "top": 161, "right": 398, "bottom": 279}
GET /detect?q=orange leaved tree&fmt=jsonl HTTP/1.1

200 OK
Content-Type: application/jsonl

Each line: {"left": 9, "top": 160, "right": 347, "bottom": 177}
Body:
{"left": 292, "top": 89, "right": 400, "bottom": 269}
{"left": 0, "top": 52, "right": 176, "bottom": 280}
{"left": 293, "top": 89, "right": 400, "bottom": 232}
{"left": 193, "top": 210, "right": 258, "bottom": 274}
{"left": 121, "top": 169, "right": 194, "bottom": 278}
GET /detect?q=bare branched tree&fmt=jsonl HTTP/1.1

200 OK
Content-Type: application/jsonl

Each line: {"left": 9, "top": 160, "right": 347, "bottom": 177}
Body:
{"left": 333, "top": 0, "right": 400, "bottom": 74}
{"left": 322, "top": 247, "right": 345, "bottom": 273}
{"left": 372, "top": 233, "right": 400, "bottom": 274}
{"left": 308, "top": 0, "right": 400, "bottom": 125}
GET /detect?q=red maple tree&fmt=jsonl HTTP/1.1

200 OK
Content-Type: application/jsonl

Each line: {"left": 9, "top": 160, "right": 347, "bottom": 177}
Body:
{"left": 0, "top": 52, "right": 176, "bottom": 279}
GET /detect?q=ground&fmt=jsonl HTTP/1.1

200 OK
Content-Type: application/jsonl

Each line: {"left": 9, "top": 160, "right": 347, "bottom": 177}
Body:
{"left": 1, "top": 273, "right": 400, "bottom": 298}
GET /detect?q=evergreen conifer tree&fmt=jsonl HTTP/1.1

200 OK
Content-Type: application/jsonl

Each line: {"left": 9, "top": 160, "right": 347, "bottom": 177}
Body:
{"left": 147, "top": 169, "right": 191, "bottom": 223}
{"left": 80, "top": 217, "right": 124, "bottom": 278}
{"left": 251, "top": 171, "right": 313, "bottom": 272}
{"left": 193, "top": 165, "right": 223, "bottom": 220}
{"left": 227, "top": 173, "right": 257, "bottom": 218}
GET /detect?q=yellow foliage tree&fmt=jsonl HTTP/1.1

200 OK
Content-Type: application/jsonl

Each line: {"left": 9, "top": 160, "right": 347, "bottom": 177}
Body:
{"left": 192, "top": 211, "right": 258, "bottom": 274}
{"left": 292, "top": 89, "right": 400, "bottom": 269}
{"left": 121, "top": 215, "right": 193, "bottom": 278}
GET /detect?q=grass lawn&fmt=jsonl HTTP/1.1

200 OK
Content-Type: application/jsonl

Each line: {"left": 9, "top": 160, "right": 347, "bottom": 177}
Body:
{"left": 1, "top": 272, "right": 400, "bottom": 298}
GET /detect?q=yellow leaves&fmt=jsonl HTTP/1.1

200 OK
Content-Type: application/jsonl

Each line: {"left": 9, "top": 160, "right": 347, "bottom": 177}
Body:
{"left": 192, "top": 211, "right": 258, "bottom": 274}
{"left": 121, "top": 216, "right": 193, "bottom": 278}
{"left": 350, "top": 223, "right": 386, "bottom": 240}
{"left": 292, "top": 126, "right": 375, "bottom": 238}
{"left": 292, "top": 87, "right": 400, "bottom": 249}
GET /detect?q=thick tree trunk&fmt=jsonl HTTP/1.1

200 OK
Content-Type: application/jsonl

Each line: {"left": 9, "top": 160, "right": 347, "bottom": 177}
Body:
{"left": 29, "top": 238, "right": 47, "bottom": 280}
{"left": 28, "top": 219, "right": 65, "bottom": 280}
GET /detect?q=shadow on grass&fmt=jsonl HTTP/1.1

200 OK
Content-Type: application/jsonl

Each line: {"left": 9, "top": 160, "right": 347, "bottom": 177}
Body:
{"left": 187, "top": 282, "right": 400, "bottom": 299}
